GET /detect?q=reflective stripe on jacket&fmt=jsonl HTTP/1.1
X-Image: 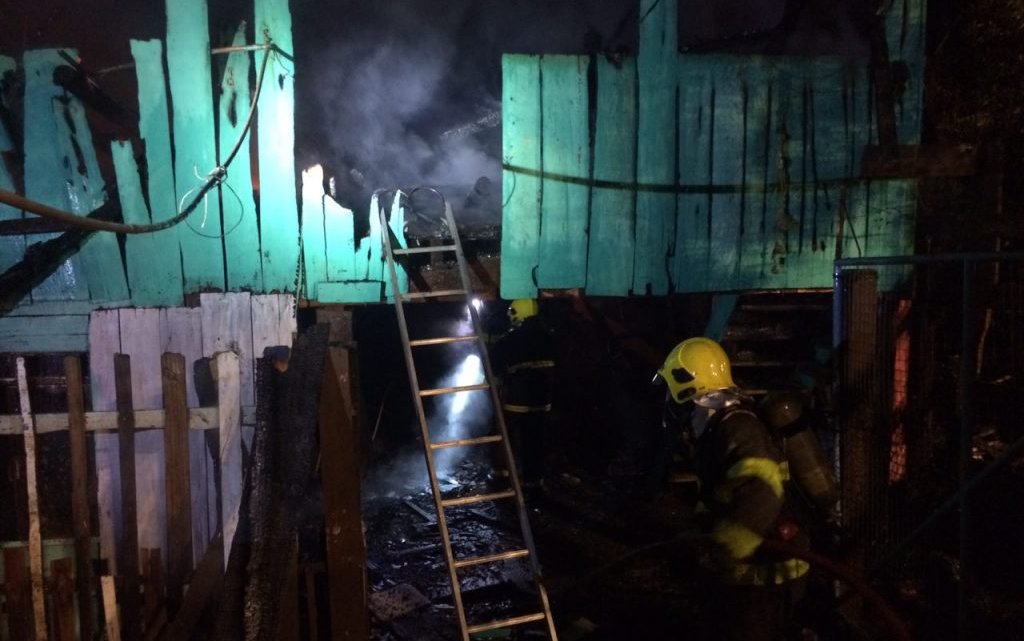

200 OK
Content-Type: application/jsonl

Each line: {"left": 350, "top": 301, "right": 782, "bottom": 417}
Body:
{"left": 697, "top": 405, "right": 808, "bottom": 584}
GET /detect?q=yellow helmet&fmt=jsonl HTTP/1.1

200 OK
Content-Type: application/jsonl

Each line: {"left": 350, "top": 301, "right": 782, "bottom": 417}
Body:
{"left": 507, "top": 298, "right": 538, "bottom": 327}
{"left": 656, "top": 337, "right": 736, "bottom": 403}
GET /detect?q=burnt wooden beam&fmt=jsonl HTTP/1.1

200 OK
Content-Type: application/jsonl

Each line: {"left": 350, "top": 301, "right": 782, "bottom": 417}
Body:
{"left": 115, "top": 354, "right": 143, "bottom": 641}
{"left": 319, "top": 346, "right": 369, "bottom": 640}
{"left": 65, "top": 355, "right": 96, "bottom": 641}
{"left": 161, "top": 353, "right": 192, "bottom": 617}
{"left": 869, "top": 0, "right": 899, "bottom": 153}
{"left": 0, "top": 196, "right": 122, "bottom": 313}
{"left": 160, "top": 534, "right": 224, "bottom": 641}
{"left": 861, "top": 144, "right": 979, "bottom": 178}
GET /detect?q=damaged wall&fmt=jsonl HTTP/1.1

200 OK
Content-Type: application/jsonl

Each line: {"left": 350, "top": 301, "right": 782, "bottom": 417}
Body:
{"left": 500, "top": 0, "right": 926, "bottom": 298}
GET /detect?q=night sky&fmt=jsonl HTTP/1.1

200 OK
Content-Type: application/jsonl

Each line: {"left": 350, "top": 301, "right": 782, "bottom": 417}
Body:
{"left": 0, "top": 0, "right": 875, "bottom": 222}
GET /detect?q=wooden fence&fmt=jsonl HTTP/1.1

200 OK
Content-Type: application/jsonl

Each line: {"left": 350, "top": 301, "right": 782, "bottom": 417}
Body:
{"left": 0, "top": 293, "right": 296, "bottom": 640}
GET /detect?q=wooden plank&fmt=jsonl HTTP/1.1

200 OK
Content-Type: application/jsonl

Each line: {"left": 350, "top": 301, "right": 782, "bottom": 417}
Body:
{"left": 115, "top": 353, "right": 143, "bottom": 641}
{"left": 384, "top": 191, "right": 407, "bottom": 301}
{"left": 319, "top": 347, "right": 369, "bottom": 640}
{"left": 52, "top": 95, "right": 129, "bottom": 303}
{"left": 64, "top": 355, "right": 96, "bottom": 641}
{"left": 201, "top": 292, "right": 255, "bottom": 407}
{"left": 706, "top": 58, "right": 745, "bottom": 291}
{"left": 51, "top": 558, "right": 76, "bottom": 641}
{"left": 22, "top": 49, "right": 88, "bottom": 302}
{"left": 101, "top": 575, "right": 123, "bottom": 641}
{"left": 323, "top": 193, "right": 356, "bottom": 283}
{"left": 166, "top": 0, "right": 224, "bottom": 292}
{"left": 500, "top": 54, "right": 541, "bottom": 299}
{"left": 538, "top": 54, "right": 590, "bottom": 290}
{"left": 113, "top": 141, "right": 180, "bottom": 306}
{"left": 160, "top": 536, "right": 223, "bottom": 641}
{"left": 131, "top": 38, "right": 184, "bottom": 306}
{"left": 162, "top": 353, "right": 192, "bottom": 614}
{"left": 276, "top": 541, "right": 300, "bottom": 641}
{"left": 633, "top": 0, "right": 677, "bottom": 295}
{"left": 252, "top": 294, "right": 296, "bottom": 358}
{"left": 0, "top": 406, "right": 258, "bottom": 435}
{"left": 219, "top": 23, "right": 263, "bottom": 291}
{"left": 141, "top": 548, "right": 163, "bottom": 633}
{"left": 114, "top": 140, "right": 163, "bottom": 305}
{"left": 214, "top": 351, "right": 243, "bottom": 569}
{"left": 737, "top": 58, "right": 775, "bottom": 286}
{"left": 16, "top": 358, "right": 49, "bottom": 641}
{"left": 254, "top": 0, "right": 300, "bottom": 292}
{"left": 89, "top": 309, "right": 122, "bottom": 574}
{"left": 861, "top": 144, "right": 978, "bottom": 179}
{"left": 119, "top": 309, "right": 167, "bottom": 567}
{"left": 355, "top": 191, "right": 383, "bottom": 283}
{"left": 0, "top": 314, "right": 89, "bottom": 352}
{"left": 164, "top": 303, "right": 213, "bottom": 568}
{"left": 3, "top": 547, "right": 32, "bottom": 641}
{"left": 586, "top": 57, "right": 636, "bottom": 296}
{"left": 0, "top": 55, "right": 25, "bottom": 276}
{"left": 301, "top": 165, "right": 328, "bottom": 298}
{"left": 315, "top": 281, "right": 382, "bottom": 304}
{"left": 303, "top": 567, "right": 319, "bottom": 641}
{"left": 674, "top": 62, "right": 713, "bottom": 292}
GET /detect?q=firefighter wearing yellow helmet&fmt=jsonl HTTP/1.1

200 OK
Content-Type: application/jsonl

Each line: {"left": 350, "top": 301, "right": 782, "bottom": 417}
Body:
{"left": 655, "top": 337, "right": 809, "bottom": 641}
{"left": 491, "top": 299, "right": 555, "bottom": 498}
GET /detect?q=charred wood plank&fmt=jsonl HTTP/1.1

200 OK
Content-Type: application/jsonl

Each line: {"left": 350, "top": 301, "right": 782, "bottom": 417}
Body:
{"left": 3, "top": 546, "right": 32, "bottom": 641}
{"left": 0, "top": 196, "right": 121, "bottom": 312}
{"left": 161, "top": 534, "right": 224, "bottom": 641}
{"left": 115, "top": 353, "right": 143, "bottom": 641}
{"left": 51, "top": 557, "right": 76, "bottom": 641}
{"left": 319, "top": 346, "right": 369, "bottom": 640}
{"left": 243, "top": 326, "right": 330, "bottom": 641}
{"left": 161, "top": 353, "right": 192, "bottom": 616}
{"left": 861, "top": 144, "right": 978, "bottom": 178}
{"left": 64, "top": 354, "right": 96, "bottom": 641}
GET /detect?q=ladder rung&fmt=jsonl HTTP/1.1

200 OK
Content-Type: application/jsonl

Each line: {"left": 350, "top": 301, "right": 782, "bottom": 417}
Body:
{"left": 430, "top": 434, "right": 503, "bottom": 450}
{"left": 419, "top": 382, "right": 489, "bottom": 397}
{"left": 466, "top": 613, "right": 548, "bottom": 635}
{"left": 441, "top": 490, "right": 516, "bottom": 508}
{"left": 409, "top": 335, "right": 478, "bottom": 347}
{"left": 453, "top": 548, "right": 529, "bottom": 569}
{"left": 393, "top": 244, "right": 458, "bottom": 255}
{"left": 402, "top": 289, "right": 466, "bottom": 300}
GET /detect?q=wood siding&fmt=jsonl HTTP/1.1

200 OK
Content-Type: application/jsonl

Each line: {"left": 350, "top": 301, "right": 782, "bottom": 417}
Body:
{"left": 500, "top": 0, "right": 926, "bottom": 298}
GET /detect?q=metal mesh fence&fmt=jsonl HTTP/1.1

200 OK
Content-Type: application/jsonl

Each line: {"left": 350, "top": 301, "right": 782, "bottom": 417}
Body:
{"left": 833, "top": 254, "right": 1024, "bottom": 640}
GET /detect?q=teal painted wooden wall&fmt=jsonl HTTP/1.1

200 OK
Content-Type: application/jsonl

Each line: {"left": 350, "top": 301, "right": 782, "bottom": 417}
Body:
{"left": 500, "top": 0, "right": 926, "bottom": 298}
{"left": 1, "top": 0, "right": 409, "bottom": 352}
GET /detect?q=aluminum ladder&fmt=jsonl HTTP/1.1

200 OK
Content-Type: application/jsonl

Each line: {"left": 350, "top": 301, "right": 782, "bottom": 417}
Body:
{"left": 378, "top": 190, "right": 558, "bottom": 640}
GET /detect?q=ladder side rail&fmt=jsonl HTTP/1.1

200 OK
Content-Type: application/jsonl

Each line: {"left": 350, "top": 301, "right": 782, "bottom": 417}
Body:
{"left": 443, "top": 203, "right": 560, "bottom": 640}
{"left": 378, "top": 202, "right": 473, "bottom": 641}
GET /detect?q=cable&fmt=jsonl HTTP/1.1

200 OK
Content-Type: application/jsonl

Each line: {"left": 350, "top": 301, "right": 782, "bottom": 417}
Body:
{"left": 0, "top": 42, "right": 275, "bottom": 235}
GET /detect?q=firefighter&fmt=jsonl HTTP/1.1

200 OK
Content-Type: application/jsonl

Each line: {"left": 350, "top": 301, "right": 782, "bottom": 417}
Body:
{"left": 655, "top": 337, "right": 809, "bottom": 641}
{"left": 490, "top": 298, "right": 556, "bottom": 496}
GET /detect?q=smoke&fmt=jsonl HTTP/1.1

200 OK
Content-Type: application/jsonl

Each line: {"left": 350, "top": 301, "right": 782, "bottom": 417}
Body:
{"left": 362, "top": 311, "right": 493, "bottom": 498}
{"left": 294, "top": 0, "right": 637, "bottom": 223}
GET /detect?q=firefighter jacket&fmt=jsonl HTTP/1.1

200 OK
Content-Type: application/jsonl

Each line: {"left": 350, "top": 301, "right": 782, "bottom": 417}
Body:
{"left": 490, "top": 316, "right": 555, "bottom": 413}
{"left": 695, "top": 404, "right": 810, "bottom": 586}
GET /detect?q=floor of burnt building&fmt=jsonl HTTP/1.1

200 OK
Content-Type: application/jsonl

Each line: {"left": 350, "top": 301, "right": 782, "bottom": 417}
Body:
{"left": 361, "top": 448, "right": 718, "bottom": 641}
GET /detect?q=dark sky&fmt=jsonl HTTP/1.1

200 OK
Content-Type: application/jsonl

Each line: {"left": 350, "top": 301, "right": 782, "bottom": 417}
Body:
{"left": 0, "top": 0, "right": 877, "bottom": 222}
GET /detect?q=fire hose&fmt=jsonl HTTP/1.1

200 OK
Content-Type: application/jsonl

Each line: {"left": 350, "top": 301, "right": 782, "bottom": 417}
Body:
{"left": 758, "top": 537, "right": 913, "bottom": 641}
{"left": 551, "top": 532, "right": 912, "bottom": 641}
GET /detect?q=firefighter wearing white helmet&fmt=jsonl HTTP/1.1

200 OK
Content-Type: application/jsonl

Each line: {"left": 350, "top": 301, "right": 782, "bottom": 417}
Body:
{"left": 655, "top": 337, "right": 808, "bottom": 641}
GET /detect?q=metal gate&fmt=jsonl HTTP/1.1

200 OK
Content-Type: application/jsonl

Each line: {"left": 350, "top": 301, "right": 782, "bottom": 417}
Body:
{"left": 832, "top": 252, "right": 1024, "bottom": 640}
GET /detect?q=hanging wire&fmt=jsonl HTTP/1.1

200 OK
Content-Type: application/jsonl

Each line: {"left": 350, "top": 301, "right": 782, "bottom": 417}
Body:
{"left": 0, "top": 41, "right": 277, "bottom": 235}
